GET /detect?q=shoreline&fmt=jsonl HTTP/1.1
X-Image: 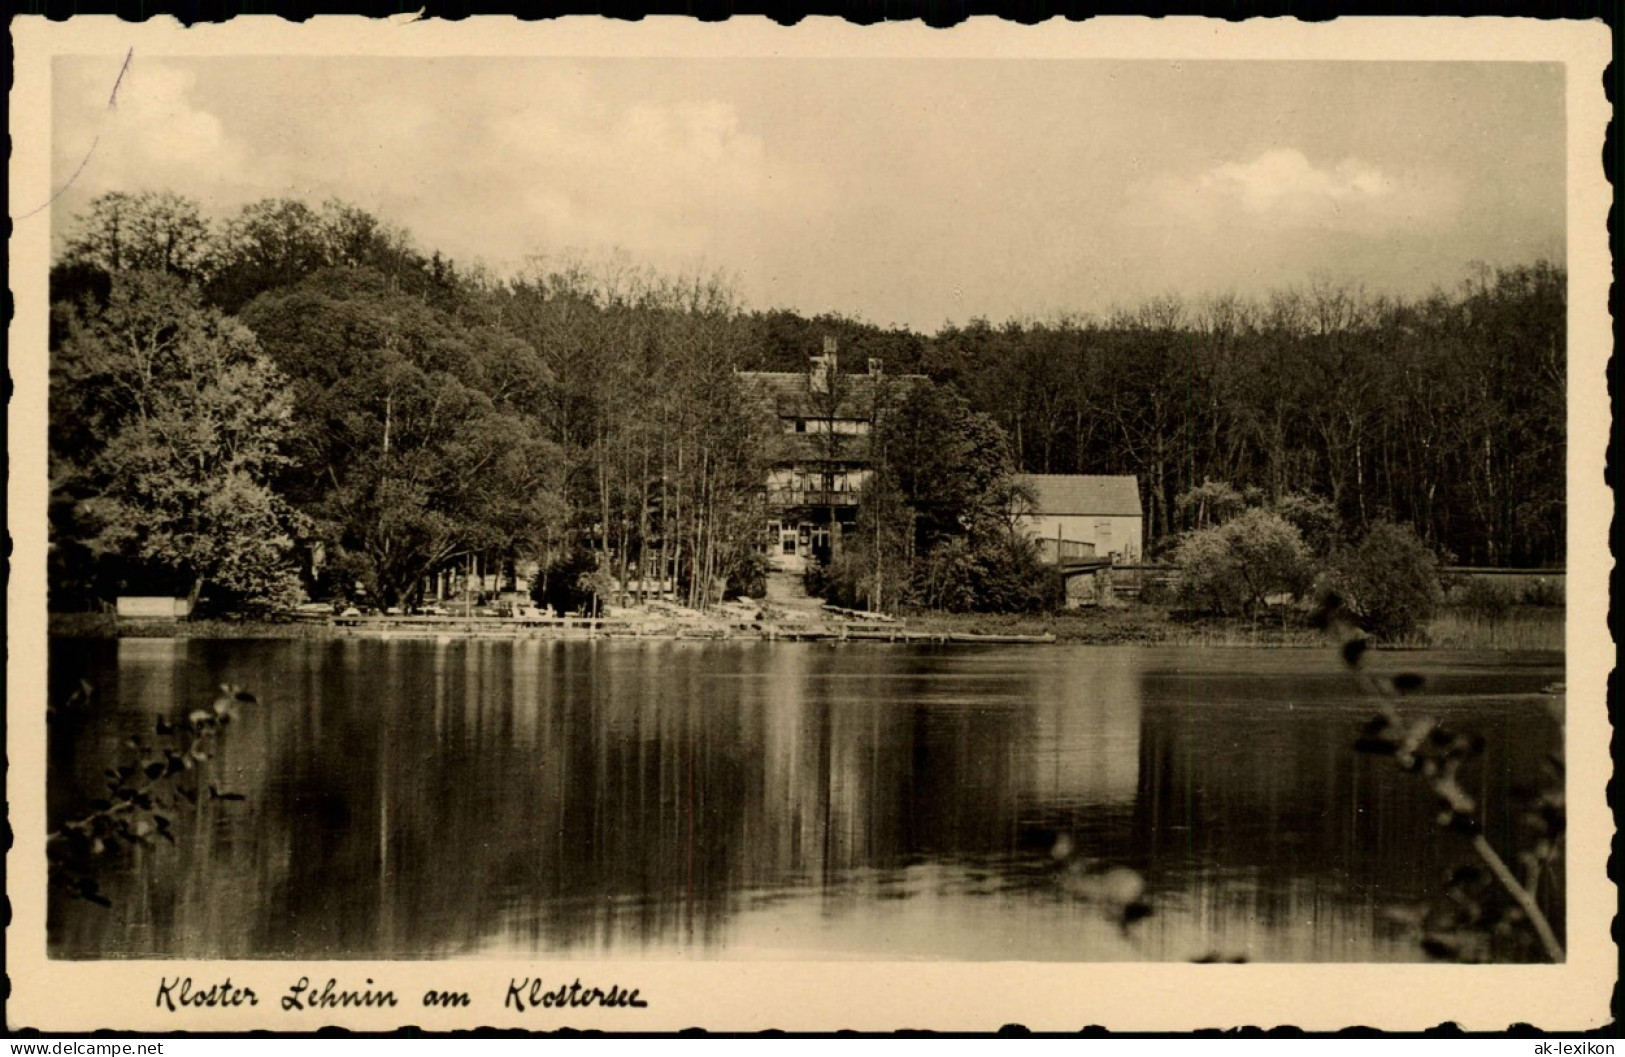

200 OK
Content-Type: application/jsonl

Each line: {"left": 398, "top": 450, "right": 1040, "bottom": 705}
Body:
{"left": 48, "top": 602, "right": 1565, "bottom": 652}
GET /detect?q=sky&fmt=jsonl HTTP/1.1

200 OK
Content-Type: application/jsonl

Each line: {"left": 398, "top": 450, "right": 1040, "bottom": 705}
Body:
{"left": 51, "top": 55, "right": 1565, "bottom": 332}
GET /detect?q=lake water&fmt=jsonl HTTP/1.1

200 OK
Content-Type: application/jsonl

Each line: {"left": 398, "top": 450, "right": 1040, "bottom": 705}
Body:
{"left": 47, "top": 638, "right": 1563, "bottom": 962}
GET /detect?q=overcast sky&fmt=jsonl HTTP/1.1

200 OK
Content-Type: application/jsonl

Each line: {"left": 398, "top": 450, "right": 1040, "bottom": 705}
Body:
{"left": 52, "top": 55, "right": 1564, "bottom": 332}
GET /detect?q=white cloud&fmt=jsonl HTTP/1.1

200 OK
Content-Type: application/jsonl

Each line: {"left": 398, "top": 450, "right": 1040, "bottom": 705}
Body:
{"left": 1133, "top": 148, "right": 1459, "bottom": 233}
{"left": 54, "top": 58, "right": 247, "bottom": 204}
{"left": 51, "top": 58, "right": 823, "bottom": 277}
{"left": 480, "top": 96, "right": 777, "bottom": 259}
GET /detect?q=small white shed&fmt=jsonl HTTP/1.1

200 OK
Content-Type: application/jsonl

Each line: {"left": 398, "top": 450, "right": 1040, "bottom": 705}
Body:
{"left": 116, "top": 596, "right": 194, "bottom": 620}
{"left": 1016, "top": 474, "right": 1144, "bottom": 563}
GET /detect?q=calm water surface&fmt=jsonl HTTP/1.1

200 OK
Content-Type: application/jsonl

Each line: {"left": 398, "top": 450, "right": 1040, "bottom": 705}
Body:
{"left": 48, "top": 639, "right": 1562, "bottom": 962}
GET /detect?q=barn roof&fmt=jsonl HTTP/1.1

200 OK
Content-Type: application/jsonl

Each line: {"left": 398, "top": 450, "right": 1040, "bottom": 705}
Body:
{"left": 1016, "top": 474, "right": 1143, "bottom": 518}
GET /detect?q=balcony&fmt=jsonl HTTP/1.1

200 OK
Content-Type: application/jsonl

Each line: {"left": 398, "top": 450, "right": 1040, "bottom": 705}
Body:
{"left": 767, "top": 487, "right": 861, "bottom": 509}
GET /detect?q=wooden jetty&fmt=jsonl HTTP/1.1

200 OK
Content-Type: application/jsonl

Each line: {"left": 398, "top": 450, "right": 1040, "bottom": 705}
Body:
{"left": 311, "top": 613, "right": 632, "bottom": 638}
{"left": 766, "top": 623, "right": 1055, "bottom": 645}
{"left": 300, "top": 611, "right": 1055, "bottom": 645}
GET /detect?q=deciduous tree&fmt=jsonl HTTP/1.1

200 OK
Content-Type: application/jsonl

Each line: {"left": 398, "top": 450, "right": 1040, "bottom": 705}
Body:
{"left": 51, "top": 271, "right": 306, "bottom": 611}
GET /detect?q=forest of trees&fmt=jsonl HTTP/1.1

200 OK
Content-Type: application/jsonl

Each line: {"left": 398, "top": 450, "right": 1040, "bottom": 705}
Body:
{"left": 46, "top": 190, "right": 1566, "bottom": 617}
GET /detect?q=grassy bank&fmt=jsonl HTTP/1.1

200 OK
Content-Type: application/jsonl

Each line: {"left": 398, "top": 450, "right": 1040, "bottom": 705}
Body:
{"left": 895, "top": 605, "right": 1324, "bottom": 647}
{"left": 1415, "top": 606, "right": 1565, "bottom": 651}
{"left": 49, "top": 613, "right": 333, "bottom": 640}
{"left": 893, "top": 603, "right": 1565, "bottom": 650}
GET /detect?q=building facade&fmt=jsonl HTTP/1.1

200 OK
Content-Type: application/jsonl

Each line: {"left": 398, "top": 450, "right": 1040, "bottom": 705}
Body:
{"left": 1015, "top": 473, "right": 1144, "bottom": 564}
{"left": 739, "top": 342, "right": 921, "bottom": 573}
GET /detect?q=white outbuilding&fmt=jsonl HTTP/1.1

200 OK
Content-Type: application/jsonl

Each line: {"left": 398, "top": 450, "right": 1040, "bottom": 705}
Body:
{"left": 1015, "top": 474, "right": 1144, "bottom": 564}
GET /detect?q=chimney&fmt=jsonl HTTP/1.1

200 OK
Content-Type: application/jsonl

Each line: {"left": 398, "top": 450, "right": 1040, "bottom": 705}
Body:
{"left": 810, "top": 338, "right": 837, "bottom": 394}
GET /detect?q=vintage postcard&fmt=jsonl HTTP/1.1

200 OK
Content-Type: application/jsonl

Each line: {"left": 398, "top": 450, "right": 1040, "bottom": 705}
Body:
{"left": 7, "top": 15, "right": 1613, "bottom": 1033}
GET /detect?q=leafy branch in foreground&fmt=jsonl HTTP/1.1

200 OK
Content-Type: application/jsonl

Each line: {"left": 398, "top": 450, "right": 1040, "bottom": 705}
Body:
{"left": 1317, "top": 593, "right": 1564, "bottom": 963}
{"left": 48, "top": 684, "right": 254, "bottom": 907}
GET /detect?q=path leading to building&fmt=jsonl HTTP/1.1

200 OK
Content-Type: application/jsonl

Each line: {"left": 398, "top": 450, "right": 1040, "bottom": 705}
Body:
{"left": 762, "top": 570, "right": 830, "bottom": 624}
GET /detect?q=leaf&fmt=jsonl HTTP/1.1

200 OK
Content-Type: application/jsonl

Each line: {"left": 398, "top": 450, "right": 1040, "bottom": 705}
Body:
{"left": 1121, "top": 901, "right": 1153, "bottom": 925}
{"left": 1444, "top": 812, "right": 1482, "bottom": 837}
{"left": 80, "top": 881, "right": 113, "bottom": 909}
{"left": 1448, "top": 865, "right": 1483, "bottom": 887}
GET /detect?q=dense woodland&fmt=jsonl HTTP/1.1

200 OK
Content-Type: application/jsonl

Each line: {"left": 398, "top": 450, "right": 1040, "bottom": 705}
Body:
{"left": 47, "top": 191, "right": 1565, "bottom": 617}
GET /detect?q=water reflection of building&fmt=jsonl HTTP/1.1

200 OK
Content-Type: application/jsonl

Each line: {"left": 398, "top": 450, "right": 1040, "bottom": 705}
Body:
{"left": 751, "top": 646, "right": 1042, "bottom": 878}
{"left": 57, "top": 642, "right": 1156, "bottom": 957}
{"left": 53, "top": 640, "right": 1566, "bottom": 962}
{"left": 1022, "top": 650, "right": 1142, "bottom": 809}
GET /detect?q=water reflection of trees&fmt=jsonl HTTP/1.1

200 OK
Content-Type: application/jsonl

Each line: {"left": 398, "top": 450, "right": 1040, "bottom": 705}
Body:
{"left": 1127, "top": 672, "right": 1563, "bottom": 960}
{"left": 48, "top": 641, "right": 1560, "bottom": 961}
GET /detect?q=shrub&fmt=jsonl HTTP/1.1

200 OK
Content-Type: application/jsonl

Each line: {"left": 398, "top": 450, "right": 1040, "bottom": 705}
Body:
{"left": 905, "top": 534, "right": 1061, "bottom": 614}
{"left": 1175, "top": 479, "right": 1249, "bottom": 531}
{"left": 1271, "top": 492, "right": 1341, "bottom": 558}
{"left": 1323, "top": 521, "right": 1443, "bottom": 639}
{"left": 726, "top": 550, "right": 768, "bottom": 600}
{"left": 965, "top": 535, "right": 1064, "bottom": 614}
{"left": 533, "top": 548, "right": 600, "bottom": 615}
{"left": 1454, "top": 577, "right": 1518, "bottom": 619}
{"left": 912, "top": 538, "right": 979, "bottom": 612}
{"left": 1133, "top": 571, "right": 1178, "bottom": 607}
{"left": 806, "top": 553, "right": 865, "bottom": 610}
{"left": 1173, "top": 508, "right": 1310, "bottom": 618}
{"left": 1520, "top": 577, "right": 1565, "bottom": 607}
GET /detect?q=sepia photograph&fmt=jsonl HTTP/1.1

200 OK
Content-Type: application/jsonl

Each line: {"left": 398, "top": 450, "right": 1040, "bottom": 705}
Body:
{"left": 8, "top": 16, "right": 1613, "bottom": 1033}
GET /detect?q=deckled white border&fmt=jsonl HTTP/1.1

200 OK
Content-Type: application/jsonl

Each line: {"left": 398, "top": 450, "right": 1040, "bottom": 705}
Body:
{"left": 8, "top": 16, "right": 1614, "bottom": 1033}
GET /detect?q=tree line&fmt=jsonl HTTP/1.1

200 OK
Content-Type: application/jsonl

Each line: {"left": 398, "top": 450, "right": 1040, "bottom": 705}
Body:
{"left": 47, "top": 190, "right": 1564, "bottom": 617}
{"left": 758, "top": 267, "right": 1564, "bottom": 570}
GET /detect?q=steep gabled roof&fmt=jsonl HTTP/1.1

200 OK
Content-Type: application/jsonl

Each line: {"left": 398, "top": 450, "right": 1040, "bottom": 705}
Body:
{"left": 1016, "top": 474, "right": 1143, "bottom": 518}
{"left": 738, "top": 370, "right": 922, "bottom": 422}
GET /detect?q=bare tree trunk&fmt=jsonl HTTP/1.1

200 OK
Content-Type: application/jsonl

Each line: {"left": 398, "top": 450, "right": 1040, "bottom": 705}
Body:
{"left": 637, "top": 446, "right": 651, "bottom": 605}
